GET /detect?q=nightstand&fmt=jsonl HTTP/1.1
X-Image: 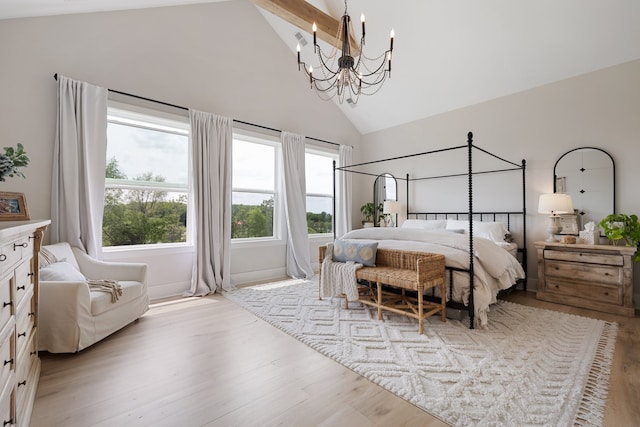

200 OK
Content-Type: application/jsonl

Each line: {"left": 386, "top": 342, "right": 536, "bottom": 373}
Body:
{"left": 534, "top": 241, "right": 635, "bottom": 316}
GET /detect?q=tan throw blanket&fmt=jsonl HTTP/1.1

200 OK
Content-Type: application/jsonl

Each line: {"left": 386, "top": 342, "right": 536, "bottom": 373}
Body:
{"left": 320, "top": 244, "right": 362, "bottom": 302}
{"left": 87, "top": 279, "right": 123, "bottom": 303}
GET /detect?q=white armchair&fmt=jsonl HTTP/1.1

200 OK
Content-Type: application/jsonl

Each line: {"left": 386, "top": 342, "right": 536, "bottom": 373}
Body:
{"left": 38, "top": 242, "right": 149, "bottom": 353}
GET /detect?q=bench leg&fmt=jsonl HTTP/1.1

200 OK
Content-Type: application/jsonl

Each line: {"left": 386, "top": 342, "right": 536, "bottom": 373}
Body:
{"left": 418, "top": 284, "right": 424, "bottom": 335}
{"left": 376, "top": 282, "right": 382, "bottom": 320}
{"left": 440, "top": 280, "right": 446, "bottom": 322}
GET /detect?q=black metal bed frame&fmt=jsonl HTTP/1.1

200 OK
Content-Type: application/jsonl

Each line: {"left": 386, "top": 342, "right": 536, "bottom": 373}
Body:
{"left": 332, "top": 132, "right": 527, "bottom": 329}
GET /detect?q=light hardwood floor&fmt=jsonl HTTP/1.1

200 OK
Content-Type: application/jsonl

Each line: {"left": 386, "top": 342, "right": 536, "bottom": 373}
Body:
{"left": 31, "top": 290, "right": 639, "bottom": 427}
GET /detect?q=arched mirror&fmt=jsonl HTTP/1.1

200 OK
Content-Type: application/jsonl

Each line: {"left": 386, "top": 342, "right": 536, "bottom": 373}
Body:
{"left": 554, "top": 147, "right": 615, "bottom": 231}
{"left": 373, "top": 173, "right": 397, "bottom": 226}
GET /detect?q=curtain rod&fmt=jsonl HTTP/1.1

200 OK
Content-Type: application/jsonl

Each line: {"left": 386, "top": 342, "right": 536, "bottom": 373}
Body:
{"left": 53, "top": 73, "right": 343, "bottom": 148}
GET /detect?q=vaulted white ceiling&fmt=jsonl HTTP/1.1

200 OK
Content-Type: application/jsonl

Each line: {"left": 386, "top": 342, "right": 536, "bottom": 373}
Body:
{"left": 2, "top": 0, "right": 639, "bottom": 134}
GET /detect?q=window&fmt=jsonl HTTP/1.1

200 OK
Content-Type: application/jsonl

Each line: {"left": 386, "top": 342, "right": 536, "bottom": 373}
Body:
{"left": 232, "top": 135, "right": 278, "bottom": 239}
{"left": 306, "top": 150, "right": 336, "bottom": 235}
{"left": 104, "top": 105, "right": 190, "bottom": 248}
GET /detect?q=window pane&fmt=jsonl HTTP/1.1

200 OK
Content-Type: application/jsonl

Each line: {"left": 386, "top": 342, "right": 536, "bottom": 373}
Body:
{"left": 307, "top": 196, "right": 332, "bottom": 234}
{"left": 305, "top": 152, "right": 333, "bottom": 194}
{"left": 103, "top": 188, "right": 188, "bottom": 246}
{"left": 233, "top": 139, "right": 275, "bottom": 191}
{"left": 232, "top": 192, "right": 274, "bottom": 238}
{"left": 107, "top": 122, "right": 189, "bottom": 186}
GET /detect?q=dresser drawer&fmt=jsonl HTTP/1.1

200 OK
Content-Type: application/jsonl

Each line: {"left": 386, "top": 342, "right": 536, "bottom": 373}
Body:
{"left": 543, "top": 249, "right": 623, "bottom": 266}
{"left": 15, "top": 333, "right": 38, "bottom": 421}
{"left": 545, "top": 260, "right": 622, "bottom": 285}
{"left": 545, "top": 277, "right": 622, "bottom": 305}
{"left": 0, "top": 276, "right": 12, "bottom": 330}
{"left": 0, "top": 373, "right": 13, "bottom": 427}
{"left": 14, "top": 260, "right": 33, "bottom": 308}
{"left": 0, "top": 320, "right": 14, "bottom": 387}
{"left": 15, "top": 289, "right": 35, "bottom": 358}
{"left": 0, "top": 241, "right": 22, "bottom": 278}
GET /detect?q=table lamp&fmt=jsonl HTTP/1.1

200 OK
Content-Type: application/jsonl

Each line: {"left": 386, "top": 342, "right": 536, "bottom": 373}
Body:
{"left": 538, "top": 193, "right": 573, "bottom": 242}
{"left": 383, "top": 200, "right": 399, "bottom": 227}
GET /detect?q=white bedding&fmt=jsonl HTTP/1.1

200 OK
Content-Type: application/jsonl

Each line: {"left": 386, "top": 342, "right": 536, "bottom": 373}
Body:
{"left": 340, "top": 228, "right": 526, "bottom": 327}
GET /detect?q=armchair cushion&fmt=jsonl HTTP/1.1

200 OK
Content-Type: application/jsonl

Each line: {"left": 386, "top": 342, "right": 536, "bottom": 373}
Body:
{"left": 39, "top": 261, "right": 86, "bottom": 282}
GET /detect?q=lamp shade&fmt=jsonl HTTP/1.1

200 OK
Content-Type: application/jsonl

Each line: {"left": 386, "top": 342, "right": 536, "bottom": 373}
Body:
{"left": 538, "top": 193, "right": 573, "bottom": 215}
{"left": 383, "top": 200, "right": 399, "bottom": 214}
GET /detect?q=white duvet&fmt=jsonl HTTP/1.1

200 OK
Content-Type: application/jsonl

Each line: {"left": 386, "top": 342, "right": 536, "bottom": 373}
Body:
{"left": 340, "top": 228, "right": 526, "bottom": 327}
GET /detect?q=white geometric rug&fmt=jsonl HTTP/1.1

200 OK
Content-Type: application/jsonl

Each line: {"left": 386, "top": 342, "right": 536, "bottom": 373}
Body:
{"left": 224, "top": 278, "right": 617, "bottom": 427}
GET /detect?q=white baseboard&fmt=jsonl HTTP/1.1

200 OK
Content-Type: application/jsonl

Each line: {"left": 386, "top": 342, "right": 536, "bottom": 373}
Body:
{"left": 231, "top": 267, "right": 288, "bottom": 286}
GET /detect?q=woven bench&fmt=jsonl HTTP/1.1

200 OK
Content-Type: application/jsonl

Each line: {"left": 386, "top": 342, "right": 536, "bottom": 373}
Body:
{"left": 319, "top": 246, "right": 446, "bottom": 334}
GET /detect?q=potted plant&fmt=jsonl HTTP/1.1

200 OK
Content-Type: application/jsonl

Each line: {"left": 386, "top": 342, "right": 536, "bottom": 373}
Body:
{"left": 0, "top": 143, "right": 29, "bottom": 182}
{"left": 360, "top": 202, "right": 376, "bottom": 228}
{"left": 599, "top": 213, "right": 640, "bottom": 262}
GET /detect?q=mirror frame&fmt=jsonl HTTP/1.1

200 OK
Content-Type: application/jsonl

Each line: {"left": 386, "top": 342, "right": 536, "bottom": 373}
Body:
{"left": 553, "top": 146, "right": 615, "bottom": 223}
{"left": 373, "top": 173, "right": 397, "bottom": 227}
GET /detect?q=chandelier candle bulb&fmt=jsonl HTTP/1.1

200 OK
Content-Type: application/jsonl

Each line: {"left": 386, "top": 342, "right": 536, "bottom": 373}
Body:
{"left": 312, "top": 22, "right": 317, "bottom": 50}
{"left": 390, "top": 29, "right": 394, "bottom": 50}
{"left": 361, "top": 13, "right": 365, "bottom": 39}
{"left": 296, "top": 43, "right": 301, "bottom": 69}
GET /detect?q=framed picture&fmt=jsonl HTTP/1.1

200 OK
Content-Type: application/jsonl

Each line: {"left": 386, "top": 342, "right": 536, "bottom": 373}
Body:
{"left": 0, "top": 192, "right": 30, "bottom": 221}
{"left": 558, "top": 210, "right": 580, "bottom": 235}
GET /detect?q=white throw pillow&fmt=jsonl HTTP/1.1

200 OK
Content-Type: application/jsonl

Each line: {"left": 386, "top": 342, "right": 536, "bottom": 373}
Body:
{"left": 39, "top": 262, "right": 86, "bottom": 282}
{"left": 401, "top": 219, "right": 447, "bottom": 230}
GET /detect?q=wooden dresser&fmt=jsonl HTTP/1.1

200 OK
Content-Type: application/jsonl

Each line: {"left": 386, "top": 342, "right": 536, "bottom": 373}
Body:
{"left": 535, "top": 241, "right": 635, "bottom": 316}
{"left": 0, "top": 220, "right": 50, "bottom": 427}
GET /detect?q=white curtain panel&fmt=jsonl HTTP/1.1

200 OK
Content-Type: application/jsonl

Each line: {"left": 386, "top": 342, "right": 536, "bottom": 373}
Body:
{"left": 50, "top": 75, "right": 108, "bottom": 258}
{"left": 187, "top": 110, "right": 233, "bottom": 296}
{"left": 281, "top": 132, "right": 314, "bottom": 279}
{"left": 336, "top": 144, "right": 353, "bottom": 238}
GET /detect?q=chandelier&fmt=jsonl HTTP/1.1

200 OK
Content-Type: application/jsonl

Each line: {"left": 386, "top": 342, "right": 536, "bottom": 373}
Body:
{"left": 296, "top": 0, "right": 394, "bottom": 104}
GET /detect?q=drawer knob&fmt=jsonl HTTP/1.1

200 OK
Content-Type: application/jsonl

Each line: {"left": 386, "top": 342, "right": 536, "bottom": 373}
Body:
{"left": 18, "top": 332, "right": 26, "bottom": 338}
{"left": 13, "top": 242, "right": 28, "bottom": 250}
{"left": 27, "top": 272, "right": 34, "bottom": 277}
{"left": 3, "top": 358, "right": 13, "bottom": 366}
{"left": 4, "top": 419, "right": 13, "bottom": 426}
{"left": 0, "top": 254, "right": 5, "bottom": 262}
{"left": 17, "top": 285, "right": 25, "bottom": 291}
{"left": 18, "top": 380, "right": 26, "bottom": 387}
{"left": 2, "top": 302, "right": 11, "bottom": 308}
{"left": 28, "top": 312, "right": 35, "bottom": 317}
{"left": 30, "top": 351, "right": 37, "bottom": 356}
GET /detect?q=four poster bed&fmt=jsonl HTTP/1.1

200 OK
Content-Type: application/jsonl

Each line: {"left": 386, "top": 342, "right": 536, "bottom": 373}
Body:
{"left": 328, "top": 132, "right": 527, "bottom": 329}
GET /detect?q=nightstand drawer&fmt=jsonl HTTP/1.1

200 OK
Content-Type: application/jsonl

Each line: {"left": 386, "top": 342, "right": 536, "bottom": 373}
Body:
{"left": 543, "top": 249, "right": 623, "bottom": 266}
{"left": 545, "top": 277, "right": 622, "bottom": 305}
{"left": 545, "top": 260, "right": 622, "bottom": 285}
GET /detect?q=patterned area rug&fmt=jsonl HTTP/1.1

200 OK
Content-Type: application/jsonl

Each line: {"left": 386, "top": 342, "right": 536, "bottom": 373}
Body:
{"left": 225, "top": 279, "right": 617, "bottom": 426}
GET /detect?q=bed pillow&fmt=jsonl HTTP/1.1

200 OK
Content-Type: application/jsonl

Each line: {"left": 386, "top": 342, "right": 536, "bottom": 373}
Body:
{"left": 39, "top": 261, "right": 87, "bottom": 282}
{"left": 332, "top": 239, "right": 378, "bottom": 266}
{"left": 474, "top": 221, "right": 509, "bottom": 243}
{"left": 401, "top": 219, "right": 447, "bottom": 230}
{"left": 446, "top": 219, "right": 470, "bottom": 232}
{"left": 445, "top": 219, "right": 508, "bottom": 242}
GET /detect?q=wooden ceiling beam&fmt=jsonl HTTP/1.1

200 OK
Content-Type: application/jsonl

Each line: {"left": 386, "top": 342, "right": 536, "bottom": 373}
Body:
{"left": 249, "top": 0, "right": 360, "bottom": 55}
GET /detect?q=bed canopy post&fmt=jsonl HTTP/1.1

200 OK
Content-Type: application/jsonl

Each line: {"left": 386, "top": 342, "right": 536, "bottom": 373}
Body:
{"left": 406, "top": 173, "right": 410, "bottom": 219}
{"left": 467, "top": 132, "right": 475, "bottom": 329}
{"left": 521, "top": 159, "right": 527, "bottom": 290}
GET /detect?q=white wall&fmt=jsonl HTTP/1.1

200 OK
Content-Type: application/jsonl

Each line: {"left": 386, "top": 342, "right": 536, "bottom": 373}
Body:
{"left": 0, "top": 1, "right": 361, "bottom": 299}
{"left": 357, "top": 59, "right": 640, "bottom": 306}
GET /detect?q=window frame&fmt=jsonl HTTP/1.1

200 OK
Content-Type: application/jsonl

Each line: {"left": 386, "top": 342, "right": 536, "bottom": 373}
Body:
{"left": 305, "top": 146, "right": 338, "bottom": 238}
{"left": 103, "top": 101, "right": 193, "bottom": 251}
{"left": 231, "top": 130, "right": 284, "bottom": 246}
